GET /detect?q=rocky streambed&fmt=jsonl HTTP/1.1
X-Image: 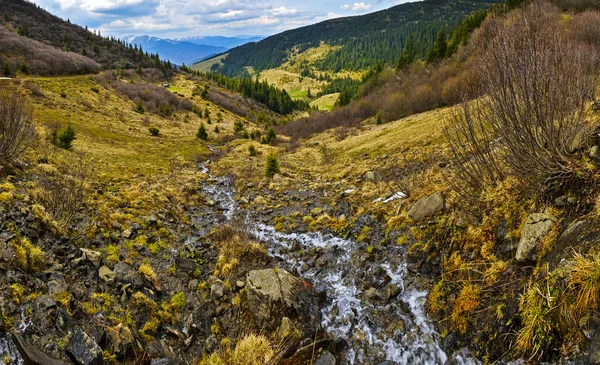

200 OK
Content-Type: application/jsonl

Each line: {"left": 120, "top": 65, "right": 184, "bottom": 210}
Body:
{"left": 197, "top": 163, "right": 480, "bottom": 365}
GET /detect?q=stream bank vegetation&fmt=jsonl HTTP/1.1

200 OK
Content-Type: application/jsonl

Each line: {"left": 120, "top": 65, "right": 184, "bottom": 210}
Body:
{"left": 418, "top": 1, "right": 600, "bottom": 362}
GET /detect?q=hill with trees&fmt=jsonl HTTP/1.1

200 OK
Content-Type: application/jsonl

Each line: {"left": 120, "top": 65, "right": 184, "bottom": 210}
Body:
{"left": 199, "top": 0, "right": 497, "bottom": 76}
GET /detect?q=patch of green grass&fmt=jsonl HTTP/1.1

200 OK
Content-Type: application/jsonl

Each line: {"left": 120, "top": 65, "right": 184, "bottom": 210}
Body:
{"left": 310, "top": 93, "right": 339, "bottom": 111}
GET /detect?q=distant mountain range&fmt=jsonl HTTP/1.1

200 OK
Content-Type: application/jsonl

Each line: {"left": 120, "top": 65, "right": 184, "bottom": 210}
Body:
{"left": 122, "top": 35, "right": 264, "bottom": 66}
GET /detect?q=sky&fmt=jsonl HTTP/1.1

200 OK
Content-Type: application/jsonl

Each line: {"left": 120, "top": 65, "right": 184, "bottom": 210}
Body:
{"left": 29, "top": 0, "right": 417, "bottom": 39}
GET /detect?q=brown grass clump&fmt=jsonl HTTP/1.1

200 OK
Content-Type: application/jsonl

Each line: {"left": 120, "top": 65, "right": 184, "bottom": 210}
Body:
{"left": 212, "top": 224, "right": 268, "bottom": 280}
{"left": 451, "top": 283, "right": 482, "bottom": 334}
{"left": 565, "top": 251, "right": 600, "bottom": 322}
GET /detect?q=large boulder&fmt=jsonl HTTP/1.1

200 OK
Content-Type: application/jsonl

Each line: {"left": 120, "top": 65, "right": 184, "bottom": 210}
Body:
{"left": 515, "top": 213, "right": 556, "bottom": 262}
{"left": 12, "top": 333, "right": 70, "bottom": 365}
{"left": 408, "top": 192, "right": 444, "bottom": 222}
{"left": 65, "top": 328, "right": 103, "bottom": 365}
{"left": 247, "top": 268, "right": 321, "bottom": 335}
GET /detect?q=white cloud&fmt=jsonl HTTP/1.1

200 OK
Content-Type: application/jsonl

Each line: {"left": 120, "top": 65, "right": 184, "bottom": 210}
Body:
{"left": 340, "top": 2, "right": 372, "bottom": 12}
{"left": 271, "top": 6, "right": 298, "bottom": 16}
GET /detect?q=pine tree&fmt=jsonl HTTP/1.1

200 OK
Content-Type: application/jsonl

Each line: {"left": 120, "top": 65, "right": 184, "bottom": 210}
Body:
{"left": 427, "top": 29, "right": 448, "bottom": 64}
{"left": 375, "top": 111, "right": 383, "bottom": 125}
{"left": 265, "top": 151, "right": 280, "bottom": 178}
{"left": 196, "top": 123, "right": 208, "bottom": 140}
{"left": 214, "top": 125, "right": 220, "bottom": 134}
{"left": 2, "top": 62, "right": 10, "bottom": 77}
{"left": 397, "top": 34, "right": 417, "bottom": 70}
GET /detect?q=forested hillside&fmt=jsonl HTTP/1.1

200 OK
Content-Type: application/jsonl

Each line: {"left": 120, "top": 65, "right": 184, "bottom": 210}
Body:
{"left": 203, "top": 0, "right": 497, "bottom": 75}
{"left": 0, "top": 0, "right": 171, "bottom": 73}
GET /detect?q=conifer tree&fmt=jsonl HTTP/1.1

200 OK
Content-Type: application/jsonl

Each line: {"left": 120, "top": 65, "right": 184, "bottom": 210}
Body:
{"left": 196, "top": 123, "right": 208, "bottom": 140}
{"left": 265, "top": 151, "right": 280, "bottom": 178}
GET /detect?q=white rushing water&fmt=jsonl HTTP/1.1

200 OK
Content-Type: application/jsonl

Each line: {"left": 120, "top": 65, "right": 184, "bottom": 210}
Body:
{"left": 0, "top": 335, "right": 23, "bottom": 365}
{"left": 199, "top": 162, "right": 479, "bottom": 365}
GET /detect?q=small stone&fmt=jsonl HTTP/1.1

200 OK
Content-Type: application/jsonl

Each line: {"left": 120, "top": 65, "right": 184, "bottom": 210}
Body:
{"left": 278, "top": 317, "right": 294, "bottom": 338}
{"left": 99, "top": 266, "right": 116, "bottom": 283}
{"left": 80, "top": 248, "right": 102, "bottom": 268}
{"left": 554, "top": 196, "right": 566, "bottom": 207}
{"left": 211, "top": 283, "right": 224, "bottom": 300}
{"left": 236, "top": 280, "right": 245, "bottom": 289}
{"left": 365, "top": 171, "right": 375, "bottom": 182}
{"left": 205, "top": 335, "right": 219, "bottom": 353}
{"left": 408, "top": 192, "right": 444, "bottom": 222}
{"left": 314, "top": 350, "right": 336, "bottom": 365}
{"left": 240, "top": 197, "right": 249, "bottom": 204}
{"left": 175, "top": 258, "right": 196, "bottom": 274}
{"left": 111, "top": 222, "right": 122, "bottom": 231}
{"left": 121, "top": 229, "right": 133, "bottom": 239}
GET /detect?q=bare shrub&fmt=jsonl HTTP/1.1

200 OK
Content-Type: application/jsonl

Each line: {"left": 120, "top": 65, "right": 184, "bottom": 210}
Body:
{"left": 0, "top": 87, "right": 36, "bottom": 166}
{"left": 0, "top": 29, "right": 100, "bottom": 76}
{"left": 35, "top": 154, "right": 95, "bottom": 232}
{"left": 378, "top": 150, "right": 439, "bottom": 197}
{"left": 569, "top": 10, "right": 600, "bottom": 46}
{"left": 446, "top": 3, "right": 600, "bottom": 200}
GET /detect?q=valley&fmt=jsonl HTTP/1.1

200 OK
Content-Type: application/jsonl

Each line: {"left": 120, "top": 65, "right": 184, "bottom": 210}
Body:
{"left": 0, "top": 0, "right": 599, "bottom": 364}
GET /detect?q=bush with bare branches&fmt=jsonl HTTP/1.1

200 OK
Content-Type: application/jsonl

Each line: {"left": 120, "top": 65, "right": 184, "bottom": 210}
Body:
{"left": 0, "top": 87, "right": 36, "bottom": 166}
{"left": 35, "top": 155, "right": 95, "bottom": 232}
{"left": 446, "top": 3, "right": 600, "bottom": 200}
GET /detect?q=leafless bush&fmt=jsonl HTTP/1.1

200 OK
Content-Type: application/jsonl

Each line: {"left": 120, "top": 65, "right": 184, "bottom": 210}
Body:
{"left": 570, "top": 10, "right": 600, "bottom": 46}
{"left": 549, "top": 0, "right": 600, "bottom": 10}
{"left": 35, "top": 154, "right": 95, "bottom": 231}
{"left": 0, "top": 29, "right": 100, "bottom": 76}
{"left": 0, "top": 87, "right": 36, "bottom": 166}
{"left": 113, "top": 80, "right": 191, "bottom": 115}
{"left": 378, "top": 150, "right": 438, "bottom": 197}
{"left": 446, "top": 3, "right": 600, "bottom": 199}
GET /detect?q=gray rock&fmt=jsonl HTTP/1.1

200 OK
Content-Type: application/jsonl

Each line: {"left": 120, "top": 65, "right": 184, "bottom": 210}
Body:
{"left": 151, "top": 359, "right": 179, "bottom": 365}
{"left": 99, "top": 266, "right": 116, "bottom": 283}
{"left": 205, "top": 335, "right": 219, "bottom": 353}
{"left": 236, "top": 280, "right": 245, "bottom": 289}
{"left": 555, "top": 195, "right": 567, "bottom": 207}
{"left": 65, "top": 329, "right": 103, "bottom": 365}
{"left": 210, "top": 283, "right": 224, "bottom": 301}
{"left": 246, "top": 268, "right": 321, "bottom": 334}
{"left": 114, "top": 262, "right": 143, "bottom": 289}
{"left": 80, "top": 248, "right": 102, "bottom": 268}
{"left": 314, "top": 350, "right": 336, "bottom": 365}
{"left": 408, "top": 192, "right": 444, "bottom": 222}
{"left": 515, "top": 213, "right": 556, "bottom": 262}
{"left": 111, "top": 222, "right": 122, "bottom": 231}
{"left": 12, "top": 333, "right": 70, "bottom": 365}
{"left": 175, "top": 258, "right": 196, "bottom": 274}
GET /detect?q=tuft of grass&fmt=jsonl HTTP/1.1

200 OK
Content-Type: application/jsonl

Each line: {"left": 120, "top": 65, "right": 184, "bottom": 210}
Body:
{"left": 451, "top": 283, "right": 481, "bottom": 334}
{"left": 566, "top": 251, "right": 600, "bottom": 322}
{"left": 199, "top": 334, "right": 274, "bottom": 365}
{"left": 515, "top": 281, "right": 556, "bottom": 359}
{"left": 11, "top": 237, "right": 45, "bottom": 272}
{"left": 138, "top": 263, "right": 157, "bottom": 282}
